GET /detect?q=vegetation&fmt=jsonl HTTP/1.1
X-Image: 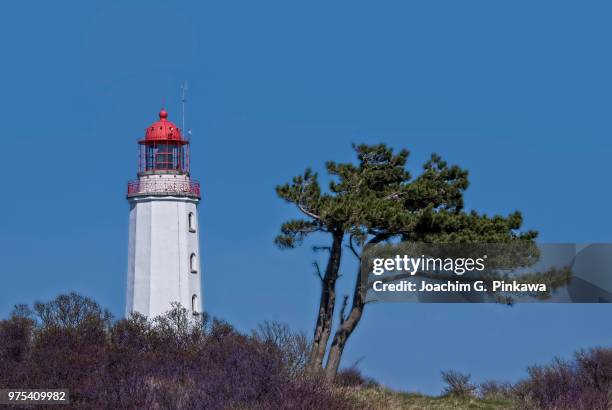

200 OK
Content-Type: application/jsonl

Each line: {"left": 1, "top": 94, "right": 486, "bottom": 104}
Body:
{"left": 1, "top": 293, "right": 611, "bottom": 409}
{"left": 0, "top": 293, "right": 349, "bottom": 409}
{"left": 350, "top": 389, "right": 514, "bottom": 410}
{"left": 440, "top": 370, "right": 476, "bottom": 397}
{"left": 276, "top": 143, "right": 539, "bottom": 380}
{"left": 511, "top": 347, "right": 612, "bottom": 409}
{"left": 438, "top": 349, "right": 612, "bottom": 409}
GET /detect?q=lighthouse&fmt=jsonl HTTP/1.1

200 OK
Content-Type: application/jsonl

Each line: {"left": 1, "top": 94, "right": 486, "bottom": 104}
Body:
{"left": 125, "top": 109, "right": 202, "bottom": 318}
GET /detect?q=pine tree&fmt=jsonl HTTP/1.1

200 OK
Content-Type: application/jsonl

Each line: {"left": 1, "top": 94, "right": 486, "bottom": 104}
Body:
{"left": 276, "top": 143, "right": 541, "bottom": 381}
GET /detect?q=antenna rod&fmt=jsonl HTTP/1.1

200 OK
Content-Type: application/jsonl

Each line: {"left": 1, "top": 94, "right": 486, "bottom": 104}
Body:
{"left": 181, "top": 81, "right": 188, "bottom": 139}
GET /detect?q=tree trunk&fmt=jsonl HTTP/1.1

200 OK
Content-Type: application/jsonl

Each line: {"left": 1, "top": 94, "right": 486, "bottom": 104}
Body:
{"left": 324, "top": 263, "right": 367, "bottom": 381}
{"left": 307, "top": 230, "right": 343, "bottom": 372}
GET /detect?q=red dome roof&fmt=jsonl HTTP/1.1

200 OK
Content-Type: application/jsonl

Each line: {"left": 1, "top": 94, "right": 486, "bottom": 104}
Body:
{"left": 143, "top": 109, "right": 183, "bottom": 141}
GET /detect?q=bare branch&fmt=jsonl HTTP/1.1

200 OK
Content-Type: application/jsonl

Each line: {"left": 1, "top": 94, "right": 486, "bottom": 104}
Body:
{"left": 313, "top": 261, "right": 323, "bottom": 282}
{"left": 339, "top": 295, "right": 349, "bottom": 325}
{"left": 383, "top": 191, "right": 407, "bottom": 201}
{"left": 297, "top": 203, "right": 321, "bottom": 221}
{"left": 295, "top": 226, "right": 320, "bottom": 234}
{"left": 367, "top": 232, "right": 395, "bottom": 245}
{"left": 347, "top": 234, "right": 361, "bottom": 260}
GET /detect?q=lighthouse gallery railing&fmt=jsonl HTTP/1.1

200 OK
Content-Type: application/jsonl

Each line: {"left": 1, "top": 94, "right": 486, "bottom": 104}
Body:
{"left": 127, "top": 179, "right": 201, "bottom": 198}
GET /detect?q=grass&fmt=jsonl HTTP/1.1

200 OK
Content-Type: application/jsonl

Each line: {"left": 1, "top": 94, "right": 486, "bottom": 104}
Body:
{"left": 347, "top": 387, "right": 516, "bottom": 410}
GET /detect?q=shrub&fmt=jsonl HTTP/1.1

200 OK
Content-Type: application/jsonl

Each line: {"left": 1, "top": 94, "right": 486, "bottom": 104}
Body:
{"left": 0, "top": 293, "right": 355, "bottom": 409}
{"left": 513, "top": 348, "right": 612, "bottom": 410}
{"left": 478, "top": 380, "right": 513, "bottom": 400}
{"left": 253, "top": 320, "right": 310, "bottom": 378}
{"left": 335, "top": 366, "right": 378, "bottom": 388}
{"left": 440, "top": 370, "right": 475, "bottom": 397}
{"left": 0, "top": 306, "right": 36, "bottom": 387}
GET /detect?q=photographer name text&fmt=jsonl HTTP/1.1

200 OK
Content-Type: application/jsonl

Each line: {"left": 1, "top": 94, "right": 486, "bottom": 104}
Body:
{"left": 371, "top": 280, "right": 547, "bottom": 293}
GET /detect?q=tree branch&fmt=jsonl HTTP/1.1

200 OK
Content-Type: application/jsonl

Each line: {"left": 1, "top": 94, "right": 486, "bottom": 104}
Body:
{"left": 339, "top": 295, "right": 349, "bottom": 326}
{"left": 367, "top": 232, "right": 395, "bottom": 245}
{"left": 347, "top": 234, "right": 361, "bottom": 261}
{"left": 383, "top": 191, "right": 407, "bottom": 201}
{"left": 298, "top": 203, "right": 321, "bottom": 221}
{"left": 313, "top": 262, "right": 324, "bottom": 282}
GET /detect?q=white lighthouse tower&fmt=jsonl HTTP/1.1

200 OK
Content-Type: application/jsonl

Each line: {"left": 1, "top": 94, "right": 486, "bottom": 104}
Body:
{"left": 125, "top": 109, "right": 202, "bottom": 318}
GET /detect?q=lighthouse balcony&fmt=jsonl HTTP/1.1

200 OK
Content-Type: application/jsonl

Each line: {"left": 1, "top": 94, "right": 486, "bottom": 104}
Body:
{"left": 127, "top": 178, "right": 201, "bottom": 199}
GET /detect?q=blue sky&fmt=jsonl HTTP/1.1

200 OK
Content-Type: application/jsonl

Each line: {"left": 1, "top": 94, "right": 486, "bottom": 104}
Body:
{"left": 1, "top": 0, "right": 611, "bottom": 395}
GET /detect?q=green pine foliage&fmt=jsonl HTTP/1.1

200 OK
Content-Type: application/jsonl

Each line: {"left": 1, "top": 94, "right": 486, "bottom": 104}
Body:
{"left": 276, "top": 143, "right": 536, "bottom": 249}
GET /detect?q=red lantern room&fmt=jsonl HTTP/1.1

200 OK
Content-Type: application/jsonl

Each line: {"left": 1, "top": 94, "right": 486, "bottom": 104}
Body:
{"left": 138, "top": 109, "right": 190, "bottom": 174}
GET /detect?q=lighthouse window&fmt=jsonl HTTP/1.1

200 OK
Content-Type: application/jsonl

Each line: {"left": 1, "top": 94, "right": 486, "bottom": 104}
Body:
{"left": 188, "top": 212, "right": 196, "bottom": 232}
{"left": 190, "top": 253, "right": 197, "bottom": 273}
{"left": 192, "top": 294, "right": 198, "bottom": 313}
{"left": 172, "top": 146, "right": 179, "bottom": 169}
{"left": 141, "top": 142, "right": 184, "bottom": 172}
{"left": 145, "top": 145, "right": 155, "bottom": 170}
